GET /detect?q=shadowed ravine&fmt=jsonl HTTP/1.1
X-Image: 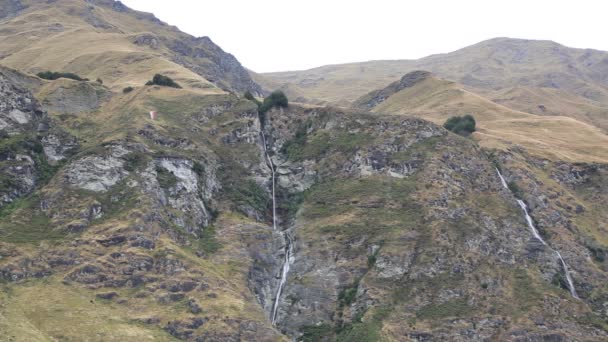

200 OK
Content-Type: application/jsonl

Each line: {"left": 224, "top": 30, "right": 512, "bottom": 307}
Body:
{"left": 496, "top": 168, "right": 579, "bottom": 299}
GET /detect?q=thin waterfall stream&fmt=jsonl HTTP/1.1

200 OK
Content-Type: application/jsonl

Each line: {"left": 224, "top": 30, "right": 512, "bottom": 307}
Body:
{"left": 260, "top": 130, "right": 294, "bottom": 325}
{"left": 496, "top": 168, "right": 579, "bottom": 299}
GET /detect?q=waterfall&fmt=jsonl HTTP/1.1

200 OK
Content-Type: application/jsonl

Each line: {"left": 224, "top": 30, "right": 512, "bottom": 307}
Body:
{"left": 260, "top": 129, "right": 293, "bottom": 325}
{"left": 495, "top": 168, "right": 579, "bottom": 299}
{"left": 260, "top": 131, "right": 277, "bottom": 230}
{"left": 271, "top": 234, "right": 293, "bottom": 324}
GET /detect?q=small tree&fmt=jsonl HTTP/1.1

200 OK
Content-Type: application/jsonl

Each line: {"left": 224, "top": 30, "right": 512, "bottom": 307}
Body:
{"left": 96, "top": 78, "right": 103, "bottom": 84}
{"left": 443, "top": 114, "right": 476, "bottom": 136}
{"left": 146, "top": 74, "right": 182, "bottom": 89}
{"left": 122, "top": 86, "right": 134, "bottom": 94}
{"left": 259, "top": 90, "right": 288, "bottom": 114}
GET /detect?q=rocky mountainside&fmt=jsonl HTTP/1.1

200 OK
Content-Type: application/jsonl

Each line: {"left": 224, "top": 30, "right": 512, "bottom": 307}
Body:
{"left": 1, "top": 2, "right": 608, "bottom": 342}
{"left": 0, "top": 0, "right": 262, "bottom": 95}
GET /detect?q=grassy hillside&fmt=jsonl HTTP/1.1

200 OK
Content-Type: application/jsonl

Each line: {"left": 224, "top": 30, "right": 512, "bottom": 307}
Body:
{"left": 356, "top": 73, "right": 608, "bottom": 163}
{"left": 0, "top": 0, "right": 260, "bottom": 94}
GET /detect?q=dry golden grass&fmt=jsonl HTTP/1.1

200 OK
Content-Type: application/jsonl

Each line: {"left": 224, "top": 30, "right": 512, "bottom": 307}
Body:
{"left": 0, "top": 0, "right": 222, "bottom": 92}
{"left": 367, "top": 76, "right": 608, "bottom": 163}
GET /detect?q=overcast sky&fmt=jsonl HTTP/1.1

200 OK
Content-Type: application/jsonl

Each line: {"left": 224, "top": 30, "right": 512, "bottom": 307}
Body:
{"left": 121, "top": 0, "right": 608, "bottom": 73}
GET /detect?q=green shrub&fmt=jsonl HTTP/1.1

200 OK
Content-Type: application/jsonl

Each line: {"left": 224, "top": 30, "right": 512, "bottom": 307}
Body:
{"left": 96, "top": 78, "right": 103, "bottom": 84}
{"left": 508, "top": 180, "right": 523, "bottom": 198}
{"left": 145, "top": 74, "right": 182, "bottom": 88}
{"left": 155, "top": 166, "right": 179, "bottom": 189}
{"left": 259, "top": 90, "right": 288, "bottom": 114}
{"left": 443, "top": 114, "right": 476, "bottom": 136}
{"left": 122, "top": 86, "right": 134, "bottom": 94}
{"left": 192, "top": 161, "right": 205, "bottom": 177}
{"left": 36, "top": 71, "right": 86, "bottom": 81}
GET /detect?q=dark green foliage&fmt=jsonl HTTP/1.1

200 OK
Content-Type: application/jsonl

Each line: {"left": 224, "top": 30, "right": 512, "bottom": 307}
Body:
{"left": 338, "top": 281, "right": 359, "bottom": 307}
{"left": 155, "top": 166, "right": 179, "bottom": 189}
{"left": 300, "top": 324, "right": 333, "bottom": 342}
{"left": 443, "top": 114, "right": 476, "bottom": 136}
{"left": 256, "top": 90, "right": 288, "bottom": 126}
{"left": 508, "top": 180, "right": 523, "bottom": 198}
{"left": 276, "top": 188, "right": 304, "bottom": 220}
{"left": 587, "top": 243, "right": 607, "bottom": 263}
{"left": 227, "top": 179, "right": 270, "bottom": 215}
{"left": 123, "top": 152, "right": 148, "bottom": 172}
{"left": 259, "top": 90, "right": 288, "bottom": 114}
{"left": 243, "top": 91, "right": 261, "bottom": 106}
{"left": 335, "top": 307, "right": 390, "bottom": 342}
{"left": 367, "top": 254, "right": 377, "bottom": 268}
{"left": 280, "top": 124, "right": 308, "bottom": 159}
{"left": 192, "top": 161, "right": 205, "bottom": 177}
{"left": 122, "top": 86, "right": 134, "bottom": 94}
{"left": 96, "top": 78, "right": 103, "bottom": 84}
{"left": 146, "top": 74, "right": 182, "bottom": 89}
{"left": 36, "top": 71, "right": 86, "bottom": 81}
{"left": 196, "top": 225, "right": 221, "bottom": 254}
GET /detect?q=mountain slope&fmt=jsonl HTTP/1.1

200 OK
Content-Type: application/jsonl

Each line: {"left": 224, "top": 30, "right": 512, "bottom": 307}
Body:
{"left": 258, "top": 37, "right": 608, "bottom": 106}
{"left": 1, "top": 3, "right": 608, "bottom": 342}
{"left": 0, "top": 0, "right": 262, "bottom": 95}
{"left": 354, "top": 71, "right": 608, "bottom": 163}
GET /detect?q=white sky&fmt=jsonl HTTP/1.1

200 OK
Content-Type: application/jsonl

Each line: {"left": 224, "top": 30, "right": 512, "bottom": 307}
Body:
{"left": 121, "top": 0, "right": 608, "bottom": 73}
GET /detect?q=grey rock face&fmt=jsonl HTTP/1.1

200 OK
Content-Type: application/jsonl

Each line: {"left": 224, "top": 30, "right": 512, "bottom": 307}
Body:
{"left": 64, "top": 145, "right": 129, "bottom": 193}
{"left": 166, "top": 36, "right": 264, "bottom": 95}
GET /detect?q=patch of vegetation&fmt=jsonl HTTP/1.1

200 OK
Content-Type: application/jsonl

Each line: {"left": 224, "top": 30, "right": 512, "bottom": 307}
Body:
{"left": 300, "top": 324, "right": 334, "bottom": 342}
{"left": 508, "top": 180, "right": 524, "bottom": 198}
{"left": 513, "top": 268, "right": 540, "bottom": 314}
{"left": 96, "top": 78, "right": 103, "bottom": 84}
{"left": 196, "top": 225, "right": 222, "bottom": 254}
{"left": 251, "top": 90, "right": 288, "bottom": 126}
{"left": 96, "top": 180, "right": 139, "bottom": 221}
{"left": 336, "top": 306, "right": 391, "bottom": 342}
{"left": 577, "top": 313, "right": 608, "bottom": 331}
{"left": 123, "top": 152, "right": 149, "bottom": 172}
{"left": 367, "top": 248, "right": 380, "bottom": 268}
{"left": 145, "top": 74, "right": 182, "bottom": 89}
{"left": 485, "top": 149, "right": 502, "bottom": 171}
{"left": 587, "top": 242, "right": 607, "bottom": 263}
{"left": 36, "top": 71, "right": 87, "bottom": 81}
{"left": 122, "top": 86, "right": 134, "bottom": 94}
{"left": 276, "top": 188, "right": 304, "bottom": 221}
{"left": 338, "top": 280, "right": 360, "bottom": 307}
{"left": 416, "top": 298, "right": 472, "bottom": 320}
{"left": 243, "top": 91, "right": 261, "bottom": 107}
{"left": 226, "top": 178, "right": 270, "bottom": 215}
{"left": 305, "top": 177, "right": 420, "bottom": 240}
{"left": 192, "top": 161, "right": 205, "bottom": 177}
{"left": 156, "top": 166, "right": 179, "bottom": 189}
{"left": 443, "top": 114, "right": 476, "bottom": 136}
{"left": 280, "top": 122, "right": 332, "bottom": 161}
{"left": 259, "top": 90, "right": 288, "bottom": 114}
{"left": 0, "top": 195, "right": 66, "bottom": 243}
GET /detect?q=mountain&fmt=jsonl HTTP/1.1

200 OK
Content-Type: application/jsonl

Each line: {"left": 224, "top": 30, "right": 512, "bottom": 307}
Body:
{"left": 0, "top": 0, "right": 262, "bottom": 95}
{"left": 353, "top": 71, "right": 608, "bottom": 163}
{"left": 257, "top": 37, "right": 608, "bottom": 106}
{"left": 1, "top": 2, "right": 608, "bottom": 341}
